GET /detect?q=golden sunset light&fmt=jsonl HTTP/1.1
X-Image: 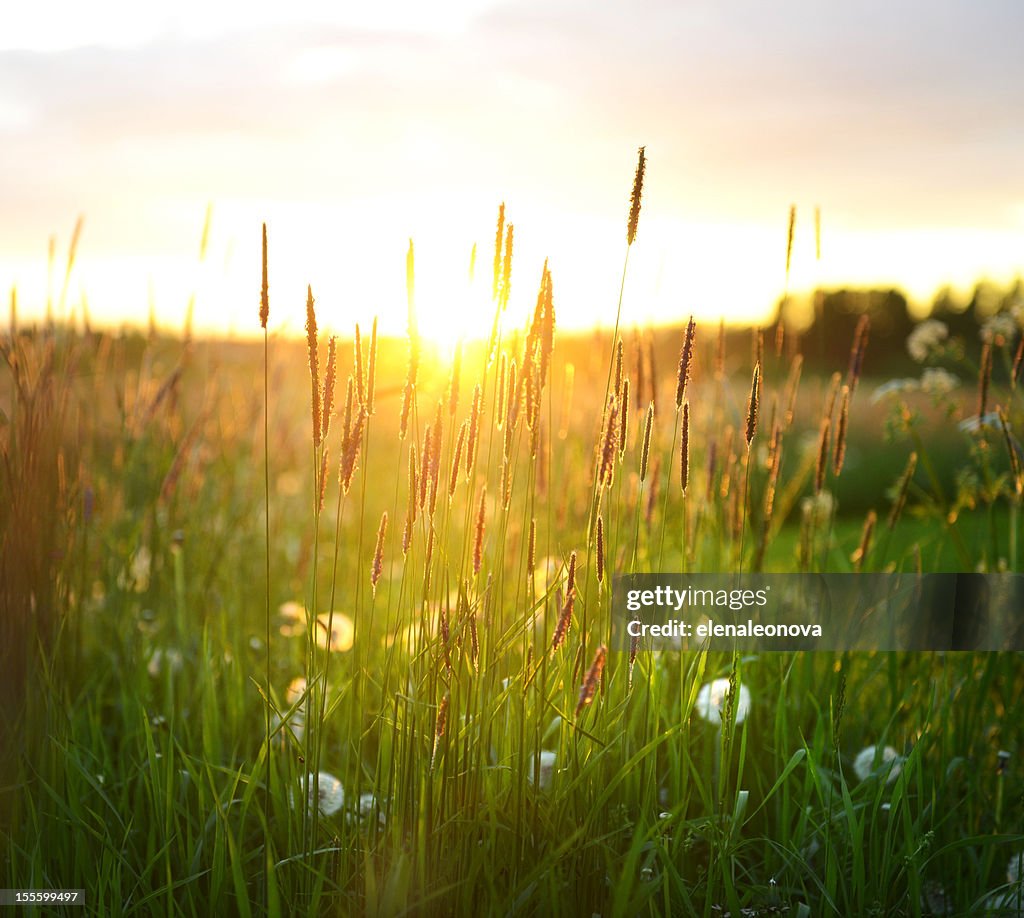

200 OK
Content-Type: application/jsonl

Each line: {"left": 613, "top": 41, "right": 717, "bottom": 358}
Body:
{"left": 6, "top": 5, "right": 1024, "bottom": 916}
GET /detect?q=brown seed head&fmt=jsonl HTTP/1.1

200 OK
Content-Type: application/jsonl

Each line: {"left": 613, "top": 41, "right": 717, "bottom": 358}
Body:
{"left": 676, "top": 317, "right": 696, "bottom": 409}
{"left": 305, "top": 285, "right": 321, "bottom": 448}
{"left": 627, "top": 146, "right": 646, "bottom": 246}
{"left": 832, "top": 386, "right": 850, "bottom": 477}
{"left": 745, "top": 363, "right": 761, "bottom": 448}
{"left": 473, "top": 486, "right": 487, "bottom": 575}
{"left": 321, "top": 336, "right": 337, "bottom": 445}
{"left": 640, "top": 401, "right": 654, "bottom": 482}
{"left": 371, "top": 512, "right": 388, "bottom": 593}
{"left": 576, "top": 645, "right": 607, "bottom": 717}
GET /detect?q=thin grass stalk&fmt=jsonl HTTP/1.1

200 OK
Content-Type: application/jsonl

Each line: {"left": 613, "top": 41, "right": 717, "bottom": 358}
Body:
{"left": 259, "top": 223, "right": 272, "bottom": 907}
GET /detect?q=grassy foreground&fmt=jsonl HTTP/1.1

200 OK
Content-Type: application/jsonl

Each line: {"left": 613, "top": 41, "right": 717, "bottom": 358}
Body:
{"left": 3, "top": 180, "right": 1024, "bottom": 916}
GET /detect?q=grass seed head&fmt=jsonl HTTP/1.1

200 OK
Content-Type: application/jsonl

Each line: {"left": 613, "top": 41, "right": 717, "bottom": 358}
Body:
{"left": 745, "top": 362, "right": 761, "bottom": 448}
{"left": 627, "top": 146, "right": 646, "bottom": 246}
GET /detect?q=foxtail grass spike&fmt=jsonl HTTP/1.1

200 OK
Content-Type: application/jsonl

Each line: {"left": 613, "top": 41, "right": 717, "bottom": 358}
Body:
{"left": 640, "top": 402, "right": 654, "bottom": 482}
{"left": 745, "top": 363, "right": 761, "bottom": 448}
{"left": 853, "top": 510, "right": 876, "bottom": 572}
{"left": 576, "top": 645, "right": 607, "bottom": 717}
{"left": 321, "top": 336, "right": 337, "bottom": 445}
{"left": 371, "top": 512, "right": 387, "bottom": 594}
{"left": 627, "top": 146, "right": 646, "bottom": 246}
{"left": 306, "top": 285, "right": 321, "bottom": 450}
{"left": 832, "top": 386, "right": 850, "bottom": 477}
{"left": 676, "top": 317, "right": 696, "bottom": 409}
{"left": 473, "top": 486, "right": 487, "bottom": 575}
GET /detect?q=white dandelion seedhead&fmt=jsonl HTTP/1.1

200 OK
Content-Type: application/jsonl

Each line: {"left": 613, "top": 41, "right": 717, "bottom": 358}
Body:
{"left": 853, "top": 744, "right": 902, "bottom": 783}
{"left": 293, "top": 771, "right": 345, "bottom": 816}
{"left": 694, "top": 678, "right": 751, "bottom": 726}
{"left": 526, "top": 750, "right": 557, "bottom": 791}
{"left": 314, "top": 612, "right": 354, "bottom": 652}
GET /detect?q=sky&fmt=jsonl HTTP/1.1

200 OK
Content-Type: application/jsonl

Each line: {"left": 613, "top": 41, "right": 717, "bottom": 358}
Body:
{"left": 2, "top": 0, "right": 1024, "bottom": 342}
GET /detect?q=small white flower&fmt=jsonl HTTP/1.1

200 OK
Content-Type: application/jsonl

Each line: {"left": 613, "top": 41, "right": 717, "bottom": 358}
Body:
{"left": 527, "top": 750, "right": 557, "bottom": 790}
{"left": 920, "top": 368, "right": 960, "bottom": 397}
{"left": 694, "top": 678, "right": 751, "bottom": 725}
{"left": 293, "top": 771, "right": 345, "bottom": 816}
{"left": 853, "top": 744, "right": 901, "bottom": 783}
{"left": 871, "top": 378, "right": 920, "bottom": 404}
{"left": 315, "top": 613, "right": 354, "bottom": 652}
{"left": 907, "top": 320, "right": 949, "bottom": 362}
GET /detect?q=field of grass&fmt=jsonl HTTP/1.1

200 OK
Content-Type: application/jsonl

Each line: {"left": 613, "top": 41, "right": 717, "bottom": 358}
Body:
{"left": 3, "top": 190, "right": 1024, "bottom": 916}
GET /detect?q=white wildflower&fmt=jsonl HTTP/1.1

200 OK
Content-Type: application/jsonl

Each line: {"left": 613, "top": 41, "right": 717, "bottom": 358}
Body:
{"left": 907, "top": 320, "right": 949, "bottom": 362}
{"left": 527, "top": 750, "right": 557, "bottom": 790}
{"left": 871, "top": 378, "right": 920, "bottom": 404}
{"left": 293, "top": 771, "right": 345, "bottom": 816}
{"left": 920, "top": 368, "right": 960, "bottom": 397}
{"left": 314, "top": 612, "right": 354, "bottom": 652}
{"left": 694, "top": 678, "right": 751, "bottom": 725}
{"left": 853, "top": 744, "right": 902, "bottom": 783}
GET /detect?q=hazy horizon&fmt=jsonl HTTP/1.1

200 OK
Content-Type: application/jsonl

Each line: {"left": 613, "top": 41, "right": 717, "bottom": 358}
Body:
{"left": 3, "top": 1, "right": 1023, "bottom": 342}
